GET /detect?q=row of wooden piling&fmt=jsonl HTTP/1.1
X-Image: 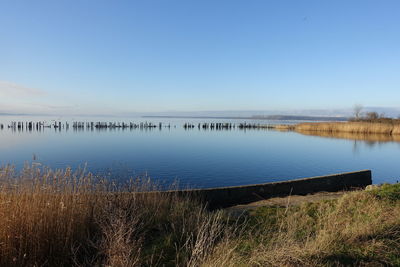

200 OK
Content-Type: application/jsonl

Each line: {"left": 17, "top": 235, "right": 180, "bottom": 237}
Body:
{"left": 2, "top": 121, "right": 172, "bottom": 131}
{"left": 183, "top": 122, "right": 276, "bottom": 130}
{"left": 183, "top": 123, "right": 235, "bottom": 129}
{"left": 0, "top": 121, "right": 279, "bottom": 132}
{"left": 72, "top": 122, "right": 170, "bottom": 129}
{"left": 5, "top": 121, "right": 46, "bottom": 131}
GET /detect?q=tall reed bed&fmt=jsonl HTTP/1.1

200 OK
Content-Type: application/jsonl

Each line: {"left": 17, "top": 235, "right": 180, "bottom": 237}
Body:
{"left": 0, "top": 164, "right": 228, "bottom": 266}
{"left": 295, "top": 122, "right": 400, "bottom": 135}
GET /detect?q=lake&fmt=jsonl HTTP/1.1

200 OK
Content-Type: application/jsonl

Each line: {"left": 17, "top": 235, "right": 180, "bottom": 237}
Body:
{"left": 0, "top": 116, "right": 399, "bottom": 188}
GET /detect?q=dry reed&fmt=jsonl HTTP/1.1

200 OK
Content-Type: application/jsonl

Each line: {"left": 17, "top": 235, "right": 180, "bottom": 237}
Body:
{"left": 0, "top": 164, "right": 229, "bottom": 266}
{"left": 2, "top": 164, "right": 399, "bottom": 266}
{"left": 295, "top": 122, "right": 400, "bottom": 135}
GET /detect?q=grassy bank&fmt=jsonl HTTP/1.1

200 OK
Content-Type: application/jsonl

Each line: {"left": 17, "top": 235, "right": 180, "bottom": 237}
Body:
{"left": 207, "top": 183, "right": 400, "bottom": 266}
{"left": 1, "top": 165, "right": 399, "bottom": 266}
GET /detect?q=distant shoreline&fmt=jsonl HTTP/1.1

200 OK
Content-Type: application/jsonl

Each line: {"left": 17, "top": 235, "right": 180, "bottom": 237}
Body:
{"left": 142, "top": 115, "right": 348, "bottom": 121}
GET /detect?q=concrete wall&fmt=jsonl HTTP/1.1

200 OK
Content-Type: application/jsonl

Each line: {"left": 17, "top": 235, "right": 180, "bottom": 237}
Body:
{"left": 178, "top": 170, "right": 372, "bottom": 209}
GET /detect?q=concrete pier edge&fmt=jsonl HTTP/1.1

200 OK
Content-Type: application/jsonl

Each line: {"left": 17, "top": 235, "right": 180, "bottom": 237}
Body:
{"left": 174, "top": 170, "right": 372, "bottom": 208}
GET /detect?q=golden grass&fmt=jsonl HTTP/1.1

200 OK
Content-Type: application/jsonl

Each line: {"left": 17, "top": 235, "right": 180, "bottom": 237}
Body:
{"left": 0, "top": 165, "right": 228, "bottom": 266}
{"left": 295, "top": 122, "right": 400, "bottom": 135}
{"left": 2, "top": 164, "right": 399, "bottom": 266}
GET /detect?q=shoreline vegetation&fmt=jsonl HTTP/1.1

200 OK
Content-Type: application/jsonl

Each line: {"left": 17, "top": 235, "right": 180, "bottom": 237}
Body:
{"left": 295, "top": 121, "right": 400, "bottom": 135}
{"left": 1, "top": 165, "right": 400, "bottom": 266}
{"left": 142, "top": 115, "right": 348, "bottom": 121}
{"left": 269, "top": 117, "right": 400, "bottom": 139}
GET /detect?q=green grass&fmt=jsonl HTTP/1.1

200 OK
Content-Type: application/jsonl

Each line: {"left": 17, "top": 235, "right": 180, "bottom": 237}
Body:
{"left": 206, "top": 184, "right": 400, "bottom": 266}
{"left": 371, "top": 183, "right": 400, "bottom": 201}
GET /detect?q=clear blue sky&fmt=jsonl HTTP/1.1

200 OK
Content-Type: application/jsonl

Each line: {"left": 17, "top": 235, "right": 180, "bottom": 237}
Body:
{"left": 1, "top": 0, "right": 399, "bottom": 115}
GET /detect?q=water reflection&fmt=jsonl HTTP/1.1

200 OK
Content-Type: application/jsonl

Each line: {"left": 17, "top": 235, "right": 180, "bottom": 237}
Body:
{"left": 296, "top": 130, "right": 400, "bottom": 145}
{"left": 0, "top": 120, "right": 280, "bottom": 133}
{"left": 1, "top": 117, "right": 400, "bottom": 186}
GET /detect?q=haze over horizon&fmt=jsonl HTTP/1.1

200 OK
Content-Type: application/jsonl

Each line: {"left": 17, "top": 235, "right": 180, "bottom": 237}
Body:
{"left": 1, "top": 1, "right": 400, "bottom": 115}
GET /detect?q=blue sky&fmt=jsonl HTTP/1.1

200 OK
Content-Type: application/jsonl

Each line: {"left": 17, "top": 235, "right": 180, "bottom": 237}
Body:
{"left": 0, "top": 0, "right": 399, "bottom": 115}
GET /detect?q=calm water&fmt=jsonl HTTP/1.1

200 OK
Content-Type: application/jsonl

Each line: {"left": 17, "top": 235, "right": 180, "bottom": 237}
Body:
{"left": 0, "top": 116, "right": 399, "bottom": 187}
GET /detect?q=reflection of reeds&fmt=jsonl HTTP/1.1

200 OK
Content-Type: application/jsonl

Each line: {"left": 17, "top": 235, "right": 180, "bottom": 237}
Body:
{"left": 294, "top": 122, "right": 400, "bottom": 135}
{"left": 296, "top": 129, "right": 400, "bottom": 143}
{"left": 0, "top": 165, "right": 228, "bottom": 266}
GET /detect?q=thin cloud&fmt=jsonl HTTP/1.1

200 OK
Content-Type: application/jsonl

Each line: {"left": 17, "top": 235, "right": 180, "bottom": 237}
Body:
{"left": 26, "top": 103, "right": 79, "bottom": 110}
{"left": 0, "top": 81, "right": 46, "bottom": 97}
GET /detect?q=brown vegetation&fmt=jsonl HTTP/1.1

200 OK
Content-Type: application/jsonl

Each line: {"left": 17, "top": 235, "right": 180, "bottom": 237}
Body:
{"left": 0, "top": 165, "right": 228, "bottom": 266}
{"left": 294, "top": 122, "right": 400, "bottom": 135}
{"left": 350, "top": 111, "right": 400, "bottom": 124}
{"left": 269, "top": 112, "right": 400, "bottom": 137}
{"left": 1, "top": 164, "right": 399, "bottom": 266}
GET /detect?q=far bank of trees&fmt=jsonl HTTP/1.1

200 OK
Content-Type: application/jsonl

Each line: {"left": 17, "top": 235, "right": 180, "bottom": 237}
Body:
{"left": 350, "top": 105, "right": 400, "bottom": 124}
